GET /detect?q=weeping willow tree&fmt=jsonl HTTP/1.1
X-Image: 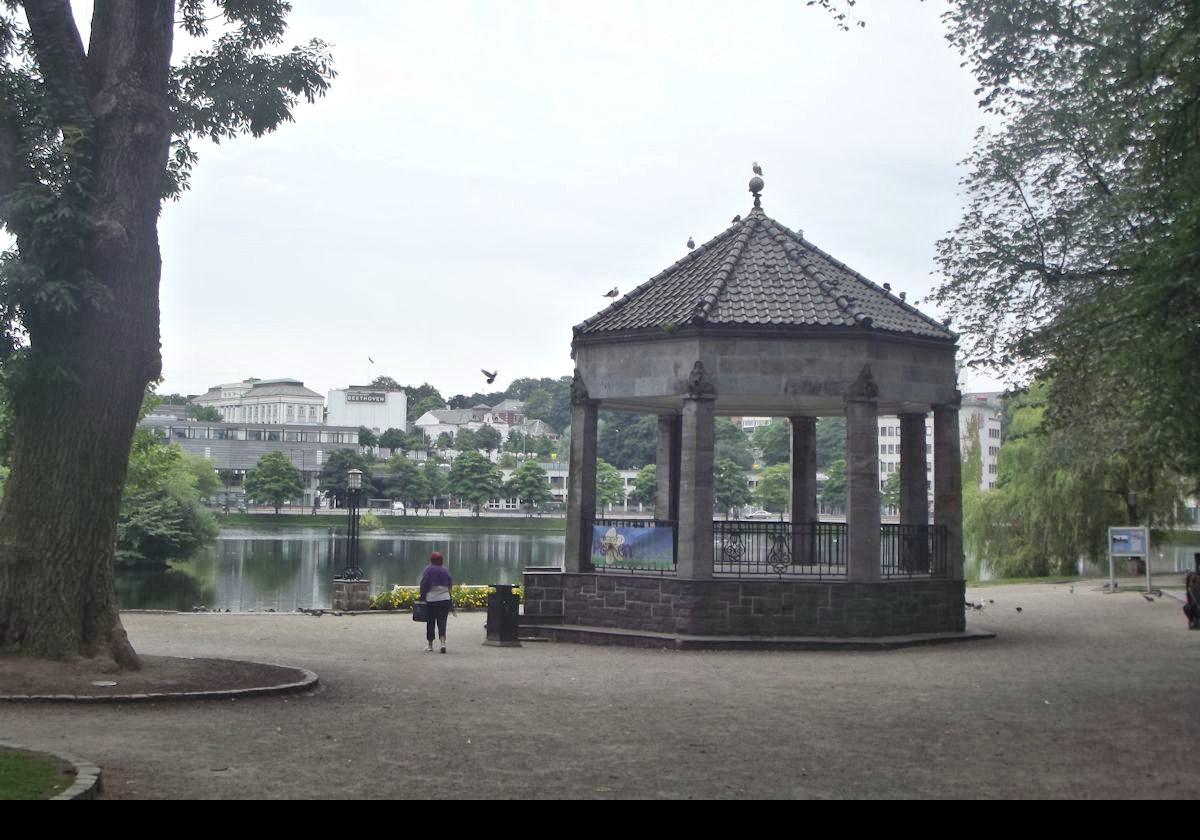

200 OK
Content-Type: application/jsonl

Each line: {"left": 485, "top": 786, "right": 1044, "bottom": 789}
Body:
{"left": 964, "top": 384, "right": 1188, "bottom": 578}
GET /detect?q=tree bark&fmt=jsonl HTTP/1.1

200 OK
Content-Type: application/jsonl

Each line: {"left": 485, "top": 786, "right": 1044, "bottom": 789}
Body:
{"left": 0, "top": 3, "right": 175, "bottom": 668}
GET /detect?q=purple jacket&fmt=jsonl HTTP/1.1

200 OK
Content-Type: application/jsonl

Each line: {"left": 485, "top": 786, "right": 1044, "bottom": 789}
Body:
{"left": 419, "top": 564, "right": 453, "bottom": 600}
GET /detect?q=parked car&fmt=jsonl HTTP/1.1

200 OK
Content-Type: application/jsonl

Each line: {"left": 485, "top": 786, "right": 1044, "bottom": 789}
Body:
{"left": 743, "top": 509, "right": 775, "bottom": 520}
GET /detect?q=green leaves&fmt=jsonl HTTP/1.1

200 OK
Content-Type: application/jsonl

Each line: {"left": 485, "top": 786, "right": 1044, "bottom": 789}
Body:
{"left": 936, "top": 0, "right": 1200, "bottom": 487}
{"left": 244, "top": 450, "right": 304, "bottom": 513}
{"left": 448, "top": 451, "right": 502, "bottom": 515}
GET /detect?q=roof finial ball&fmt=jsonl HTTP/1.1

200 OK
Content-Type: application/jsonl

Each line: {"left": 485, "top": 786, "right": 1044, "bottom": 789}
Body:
{"left": 749, "top": 162, "right": 765, "bottom": 208}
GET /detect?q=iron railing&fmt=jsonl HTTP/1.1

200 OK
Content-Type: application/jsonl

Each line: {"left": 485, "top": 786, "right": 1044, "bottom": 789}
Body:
{"left": 585, "top": 518, "right": 677, "bottom": 574}
{"left": 880, "top": 524, "right": 948, "bottom": 579}
{"left": 712, "top": 521, "right": 950, "bottom": 580}
{"left": 713, "top": 521, "right": 848, "bottom": 579}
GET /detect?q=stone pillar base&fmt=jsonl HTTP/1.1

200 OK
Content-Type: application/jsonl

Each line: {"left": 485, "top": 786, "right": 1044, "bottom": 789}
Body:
{"left": 332, "top": 579, "right": 372, "bottom": 612}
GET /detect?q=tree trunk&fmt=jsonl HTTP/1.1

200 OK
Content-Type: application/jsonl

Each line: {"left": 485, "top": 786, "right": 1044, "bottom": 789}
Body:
{"left": 0, "top": 3, "right": 174, "bottom": 668}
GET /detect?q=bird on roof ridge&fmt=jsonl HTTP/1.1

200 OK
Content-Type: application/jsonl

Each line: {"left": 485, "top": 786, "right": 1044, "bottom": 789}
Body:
{"left": 687, "top": 236, "right": 695, "bottom": 250}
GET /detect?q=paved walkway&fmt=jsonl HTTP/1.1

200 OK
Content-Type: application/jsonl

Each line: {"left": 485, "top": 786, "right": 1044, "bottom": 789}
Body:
{"left": 3, "top": 580, "right": 1198, "bottom": 799}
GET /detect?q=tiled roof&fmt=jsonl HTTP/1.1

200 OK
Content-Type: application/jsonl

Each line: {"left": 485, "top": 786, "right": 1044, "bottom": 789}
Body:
{"left": 575, "top": 206, "right": 954, "bottom": 341}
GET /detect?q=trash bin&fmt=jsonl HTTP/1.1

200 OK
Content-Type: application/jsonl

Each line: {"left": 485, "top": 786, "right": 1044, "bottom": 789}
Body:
{"left": 484, "top": 584, "right": 521, "bottom": 647}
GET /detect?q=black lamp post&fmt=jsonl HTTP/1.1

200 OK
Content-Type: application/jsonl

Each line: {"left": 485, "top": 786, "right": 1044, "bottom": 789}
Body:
{"left": 337, "top": 468, "right": 364, "bottom": 581}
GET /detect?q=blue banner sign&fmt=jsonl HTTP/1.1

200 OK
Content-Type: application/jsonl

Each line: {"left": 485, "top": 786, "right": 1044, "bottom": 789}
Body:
{"left": 1108, "top": 527, "right": 1149, "bottom": 557}
{"left": 591, "top": 525, "right": 674, "bottom": 570}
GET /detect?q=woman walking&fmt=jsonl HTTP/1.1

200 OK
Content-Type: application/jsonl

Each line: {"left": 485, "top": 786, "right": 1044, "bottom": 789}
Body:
{"left": 419, "top": 551, "right": 455, "bottom": 652}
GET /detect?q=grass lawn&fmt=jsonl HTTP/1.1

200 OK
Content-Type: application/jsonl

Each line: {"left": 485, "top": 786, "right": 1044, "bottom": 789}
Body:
{"left": 0, "top": 747, "right": 73, "bottom": 800}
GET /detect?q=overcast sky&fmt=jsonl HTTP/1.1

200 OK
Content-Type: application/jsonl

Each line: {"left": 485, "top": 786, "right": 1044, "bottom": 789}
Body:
{"left": 154, "top": 1, "right": 1001, "bottom": 402}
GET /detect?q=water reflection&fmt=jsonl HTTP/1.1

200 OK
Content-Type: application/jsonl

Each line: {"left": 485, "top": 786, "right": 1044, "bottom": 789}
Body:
{"left": 115, "top": 526, "right": 565, "bottom": 612}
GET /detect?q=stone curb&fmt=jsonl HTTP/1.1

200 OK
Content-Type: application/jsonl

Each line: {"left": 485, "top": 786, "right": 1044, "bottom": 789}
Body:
{"left": 0, "top": 741, "right": 102, "bottom": 800}
{"left": 521, "top": 623, "right": 996, "bottom": 651}
{"left": 0, "top": 659, "right": 319, "bottom": 704}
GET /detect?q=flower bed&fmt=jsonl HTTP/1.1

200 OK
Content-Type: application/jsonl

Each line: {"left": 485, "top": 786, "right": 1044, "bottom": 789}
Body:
{"left": 369, "top": 584, "right": 523, "bottom": 611}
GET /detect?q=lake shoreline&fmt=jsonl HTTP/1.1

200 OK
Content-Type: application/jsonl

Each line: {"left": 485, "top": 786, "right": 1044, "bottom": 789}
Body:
{"left": 220, "top": 513, "right": 567, "bottom": 533}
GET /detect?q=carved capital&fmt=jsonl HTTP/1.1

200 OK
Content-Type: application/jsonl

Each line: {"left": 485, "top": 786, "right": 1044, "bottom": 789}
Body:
{"left": 685, "top": 361, "right": 717, "bottom": 399}
{"left": 845, "top": 364, "right": 879, "bottom": 401}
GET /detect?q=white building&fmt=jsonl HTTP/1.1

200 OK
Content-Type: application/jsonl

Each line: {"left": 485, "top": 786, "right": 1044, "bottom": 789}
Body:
{"left": 327, "top": 386, "right": 408, "bottom": 434}
{"left": 875, "top": 391, "right": 1004, "bottom": 505}
{"left": 192, "top": 378, "right": 324, "bottom": 425}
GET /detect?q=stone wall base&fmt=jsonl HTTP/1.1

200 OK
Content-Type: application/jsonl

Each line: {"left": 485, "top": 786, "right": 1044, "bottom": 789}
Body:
{"left": 332, "top": 579, "right": 372, "bottom": 612}
{"left": 522, "top": 571, "right": 965, "bottom": 638}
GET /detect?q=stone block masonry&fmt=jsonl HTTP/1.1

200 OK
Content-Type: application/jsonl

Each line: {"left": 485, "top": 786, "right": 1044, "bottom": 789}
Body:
{"left": 523, "top": 571, "right": 965, "bottom": 637}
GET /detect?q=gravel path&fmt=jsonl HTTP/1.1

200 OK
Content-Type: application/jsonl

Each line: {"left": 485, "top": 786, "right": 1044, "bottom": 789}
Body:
{"left": 3, "top": 580, "right": 1197, "bottom": 799}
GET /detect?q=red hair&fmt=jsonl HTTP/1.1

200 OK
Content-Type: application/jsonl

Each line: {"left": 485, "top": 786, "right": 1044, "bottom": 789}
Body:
{"left": 430, "top": 551, "right": 444, "bottom": 565}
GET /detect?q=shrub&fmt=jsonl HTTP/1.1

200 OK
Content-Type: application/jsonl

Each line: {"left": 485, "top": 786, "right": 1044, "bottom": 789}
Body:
{"left": 359, "top": 511, "right": 383, "bottom": 531}
{"left": 369, "top": 584, "right": 523, "bottom": 611}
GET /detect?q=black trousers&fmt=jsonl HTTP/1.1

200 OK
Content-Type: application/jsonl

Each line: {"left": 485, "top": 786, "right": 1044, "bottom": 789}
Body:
{"left": 426, "top": 600, "right": 451, "bottom": 641}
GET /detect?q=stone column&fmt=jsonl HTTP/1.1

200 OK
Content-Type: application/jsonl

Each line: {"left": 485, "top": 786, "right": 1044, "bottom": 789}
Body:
{"left": 565, "top": 373, "right": 598, "bottom": 573}
{"left": 899, "top": 412, "right": 930, "bottom": 573}
{"left": 677, "top": 362, "right": 717, "bottom": 580}
{"left": 655, "top": 413, "right": 682, "bottom": 523}
{"left": 789, "top": 416, "right": 818, "bottom": 566}
{"left": 934, "top": 394, "right": 965, "bottom": 581}
{"left": 845, "top": 366, "right": 880, "bottom": 582}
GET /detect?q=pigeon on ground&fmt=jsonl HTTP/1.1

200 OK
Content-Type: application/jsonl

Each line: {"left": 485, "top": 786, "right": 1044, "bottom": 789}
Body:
{"left": 481, "top": 369, "right": 497, "bottom": 384}
{"left": 1015, "top": 606, "right": 1023, "bottom": 613}
{"left": 1142, "top": 594, "right": 1154, "bottom": 602}
{"left": 687, "top": 236, "right": 695, "bottom": 250}
{"left": 752, "top": 161, "right": 763, "bottom": 176}
{"left": 603, "top": 287, "right": 618, "bottom": 298}
{"left": 1070, "top": 586, "right": 1074, "bottom": 594}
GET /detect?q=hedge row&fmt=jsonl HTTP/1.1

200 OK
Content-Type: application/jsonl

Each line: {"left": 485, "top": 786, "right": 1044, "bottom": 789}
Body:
{"left": 369, "top": 584, "right": 523, "bottom": 611}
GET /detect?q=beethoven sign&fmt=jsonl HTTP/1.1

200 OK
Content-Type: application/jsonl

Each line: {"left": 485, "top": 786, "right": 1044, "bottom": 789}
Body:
{"left": 346, "top": 391, "right": 386, "bottom": 403}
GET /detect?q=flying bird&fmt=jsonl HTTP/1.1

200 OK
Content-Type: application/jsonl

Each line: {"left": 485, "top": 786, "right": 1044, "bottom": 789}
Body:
{"left": 481, "top": 369, "right": 497, "bottom": 384}
{"left": 603, "top": 287, "right": 619, "bottom": 298}
{"left": 687, "top": 236, "right": 695, "bottom": 250}
{"left": 752, "top": 161, "right": 763, "bottom": 176}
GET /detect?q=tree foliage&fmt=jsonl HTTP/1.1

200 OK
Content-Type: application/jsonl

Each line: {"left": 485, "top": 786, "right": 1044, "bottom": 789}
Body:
{"left": 630, "top": 464, "right": 657, "bottom": 508}
{"left": 934, "top": 0, "right": 1200, "bottom": 488}
{"left": 317, "top": 449, "right": 372, "bottom": 507}
{"left": 752, "top": 419, "right": 790, "bottom": 466}
{"left": 964, "top": 382, "right": 1189, "bottom": 578}
{"left": 186, "top": 404, "right": 222, "bottom": 422}
{"left": 507, "top": 460, "right": 551, "bottom": 513}
{"left": 816, "top": 417, "right": 846, "bottom": 469}
{"left": 474, "top": 423, "right": 502, "bottom": 454}
{"left": 597, "top": 412, "right": 656, "bottom": 469}
{"left": 713, "top": 458, "right": 752, "bottom": 516}
{"left": 714, "top": 418, "right": 754, "bottom": 469}
{"left": 243, "top": 450, "right": 304, "bottom": 514}
{"left": 116, "top": 431, "right": 219, "bottom": 566}
{"left": 595, "top": 459, "right": 625, "bottom": 508}
{"left": 448, "top": 450, "right": 502, "bottom": 515}
{"left": 820, "top": 458, "right": 847, "bottom": 511}
{"left": 386, "top": 455, "right": 430, "bottom": 512}
{"left": 755, "top": 464, "right": 791, "bottom": 514}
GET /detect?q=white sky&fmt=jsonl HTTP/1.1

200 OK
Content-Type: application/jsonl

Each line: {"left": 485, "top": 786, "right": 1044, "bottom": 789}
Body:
{"left": 153, "top": 1, "right": 1005, "bottom": 401}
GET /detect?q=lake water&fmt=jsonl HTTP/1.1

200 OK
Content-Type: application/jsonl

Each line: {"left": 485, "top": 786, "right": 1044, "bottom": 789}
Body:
{"left": 114, "top": 526, "right": 565, "bottom": 612}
